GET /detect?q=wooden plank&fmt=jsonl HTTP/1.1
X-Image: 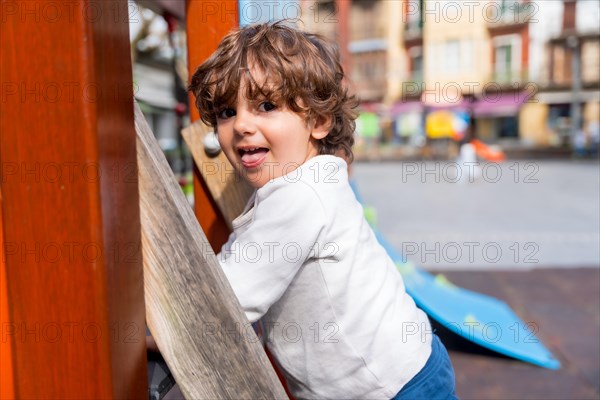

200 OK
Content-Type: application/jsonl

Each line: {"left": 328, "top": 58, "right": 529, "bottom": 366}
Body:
{"left": 181, "top": 121, "right": 254, "bottom": 229}
{"left": 0, "top": 1, "right": 147, "bottom": 397}
{"left": 186, "top": 0, "right": 240, "bottom": 250}
{"left": 135, "top": 104, "right": 288, "bottom": 399}
{"left": 0, "top": 188, "right": 14, "bottom": 399}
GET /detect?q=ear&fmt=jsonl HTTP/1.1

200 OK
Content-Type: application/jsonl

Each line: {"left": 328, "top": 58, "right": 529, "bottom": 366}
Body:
{"left": 310, "top": 114, "right": 333, "bottom": 140}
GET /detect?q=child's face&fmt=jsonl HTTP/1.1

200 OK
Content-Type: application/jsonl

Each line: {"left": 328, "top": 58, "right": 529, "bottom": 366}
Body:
{"left": 216, "top": 72, "right": 329, "bottom": 188}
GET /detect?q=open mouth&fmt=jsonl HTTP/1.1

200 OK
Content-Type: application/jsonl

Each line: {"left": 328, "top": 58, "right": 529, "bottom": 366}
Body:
{"left": 238, "top": 147, "right": 269, "bottom": 168}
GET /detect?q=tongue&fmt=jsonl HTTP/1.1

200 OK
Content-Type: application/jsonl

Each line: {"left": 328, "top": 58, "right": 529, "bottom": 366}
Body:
{"left": 241, "top": 148, "right": 268, "bottom": 164}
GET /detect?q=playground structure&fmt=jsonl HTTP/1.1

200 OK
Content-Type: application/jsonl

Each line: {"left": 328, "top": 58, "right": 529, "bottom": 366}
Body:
{"left": 1, "top": 1, "right": 288, "bottom": 397}
{"left": 1, "top": 1, "right": 558, "bottom": 398}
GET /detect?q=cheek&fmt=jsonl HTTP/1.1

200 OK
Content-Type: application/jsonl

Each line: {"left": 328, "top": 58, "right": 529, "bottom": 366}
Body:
{"left": 215, "top": 126, "right": 230, "bottom": 147}
{"left": 216, "top": 133, "right": 225, "bottom": 148}
{"left": 214, "top": 130, "right": 234, "bottom": 161}
{"left": 214, "top": 128, "right": 238, "bottom": 161}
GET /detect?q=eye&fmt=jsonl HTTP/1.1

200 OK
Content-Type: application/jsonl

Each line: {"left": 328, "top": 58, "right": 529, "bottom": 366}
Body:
{"left": 258, "top": 101, "right": 277, "bottom": 112}
{"left": 217, "top": 108, "right": 236, "bottom": 120}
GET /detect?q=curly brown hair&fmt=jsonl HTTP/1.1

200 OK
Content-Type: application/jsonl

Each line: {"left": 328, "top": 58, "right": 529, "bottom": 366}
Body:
{"left": 188, "top": 21, "right": 358, "bottom": 162}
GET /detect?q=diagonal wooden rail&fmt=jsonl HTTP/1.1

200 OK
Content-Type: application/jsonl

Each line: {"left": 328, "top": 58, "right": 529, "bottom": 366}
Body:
{"left": 135, "top": 103, "right": 288, "bottom": 399}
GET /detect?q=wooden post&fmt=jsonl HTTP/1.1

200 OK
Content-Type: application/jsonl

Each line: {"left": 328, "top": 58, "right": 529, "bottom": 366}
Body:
{"left": 0, "top": 189, "right": 14, "bottom": 399}
{"left": 0, "top": 1, "right": 147, "bottom": 397}
{"left": 136, "top": 105, "right": 288, "bottom": 399}
{"left": 186, "top": 0, "right": 239, "bottom": 251}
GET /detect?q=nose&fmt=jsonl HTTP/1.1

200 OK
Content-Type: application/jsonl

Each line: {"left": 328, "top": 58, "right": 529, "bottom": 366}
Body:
{"left": 232, "top": 105, "right": 256, "bottom": 136}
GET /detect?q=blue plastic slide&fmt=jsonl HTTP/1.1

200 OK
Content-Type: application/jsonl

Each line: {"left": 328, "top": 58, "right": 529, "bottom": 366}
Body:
{"left": 352, "top": 182, "right": 560, "bottom": 370}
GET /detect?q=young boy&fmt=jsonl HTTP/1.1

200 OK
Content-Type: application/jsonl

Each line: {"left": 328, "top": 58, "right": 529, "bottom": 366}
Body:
{"left": 189, "top": 22, "right": 457, "bottom": 399}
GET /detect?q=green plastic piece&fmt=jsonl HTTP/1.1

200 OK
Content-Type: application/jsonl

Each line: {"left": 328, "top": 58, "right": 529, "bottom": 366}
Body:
{"left": 434, "top": 274, "right": 457, "bottom": 289}
{"left": 363, "top": 206, "right": 377, "bottom": 227}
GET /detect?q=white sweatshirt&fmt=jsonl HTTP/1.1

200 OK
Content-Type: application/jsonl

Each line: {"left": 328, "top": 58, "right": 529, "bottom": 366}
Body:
{"left": 218, "top": 155, "right": 432, "bottom": 399}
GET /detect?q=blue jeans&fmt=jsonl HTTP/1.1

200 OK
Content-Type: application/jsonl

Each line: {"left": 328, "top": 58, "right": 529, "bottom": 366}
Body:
{"left": 392, "top": 334, "right": 458, "bottom": 400}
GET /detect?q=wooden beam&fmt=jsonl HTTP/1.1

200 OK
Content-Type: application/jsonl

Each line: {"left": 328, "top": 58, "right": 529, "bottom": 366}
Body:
{"left": 186, "top": 0, "right": 239, "bottom": 251}
{"left": 0, "top": 1, "right": 147, "bottom": 397}
{"left": 0, "top": 188, "right": 14, "bottom": 399}
{"left": 135, "top": 104, "right": 288, "bottom": 399}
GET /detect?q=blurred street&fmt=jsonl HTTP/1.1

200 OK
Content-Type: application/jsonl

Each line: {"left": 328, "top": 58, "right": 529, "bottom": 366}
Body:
{"left": 354, "top": 159, "right": 600, "bottom": 270}
{"left": 354, "top": 159, "right": 599, "bottom": 399}
{"left": 435, "top": 268, "right": 599, "bottom": 399}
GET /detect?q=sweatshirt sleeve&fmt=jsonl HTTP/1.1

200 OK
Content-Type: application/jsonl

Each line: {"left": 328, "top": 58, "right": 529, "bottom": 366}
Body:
{"left": 217, "top": 181, "right": 326, "bottom": 323}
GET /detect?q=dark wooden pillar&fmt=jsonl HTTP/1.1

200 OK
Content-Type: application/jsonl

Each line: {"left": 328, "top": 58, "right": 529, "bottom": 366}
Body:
{"left": 0, "top": 189, "right": 14, "bottom": 398}
{"left": 186, "top": 0, "right": 239, "bottom": 251}
{"left": 1, "top": 0, "right": 147, "bottom": 397}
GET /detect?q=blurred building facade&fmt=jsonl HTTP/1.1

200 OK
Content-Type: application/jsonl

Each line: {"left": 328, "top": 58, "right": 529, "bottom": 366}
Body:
{"left": 130, "top": 0, "right": 599, "bottom": 158}
{"left": 130, "top": 1, "right": 192, "bottom": 177}
{"left": 301, "top": 0, "right": 403, "bottom": 102}
{"left": 532, "top": 0, "right": 600, "bottom": 150}
{"left": 300, "top": 0, "right": 600, "bottom": 153}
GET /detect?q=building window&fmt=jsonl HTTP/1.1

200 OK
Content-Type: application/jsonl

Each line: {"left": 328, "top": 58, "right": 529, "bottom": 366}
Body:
{"left": 352, "top": 0, "right": 381, "bottom": 40}
{"left": 495, "top": 44, "right": 512, "bottom": 81}
{"left": 445, "top": 40, "right": 460, "bottom": 74}
{"left": 552, "top": 45, "right": 566, "bottom": 84}
{"left": 493, "top": 34, "right": 522, "bottom": 82}
{"left": 582, "top": 40, "right": 600, "bottom": 84}
{"left": 462, "top": 39, "right": 474, "bottom": 73}
{"left": 405, "top": 0, "right": 423, "bottom": 36}
{"left": 488, "top": 0, "right": 527, "bottom": 22}
{"left": 427, "top": 42, "right": 442, "bottom": 76}
{"left": 409, "top": 47, "right": 423, "bottom": 82}
{"left": 497, "top": 116, "right": 519, "bottom": 138}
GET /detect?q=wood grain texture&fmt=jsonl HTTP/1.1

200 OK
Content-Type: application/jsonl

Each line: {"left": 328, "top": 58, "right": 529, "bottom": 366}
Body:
{"left": 135, "top": 104, "right": 288, "bottom": 399}
{"left": 0, "top": 1, "right": 147, "bottom": 397}
{"left": 182, "top": 121, "right": 254, "bottom": 229}
{"left": 0, "top": 188, "right": 14, "bottom": 399}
